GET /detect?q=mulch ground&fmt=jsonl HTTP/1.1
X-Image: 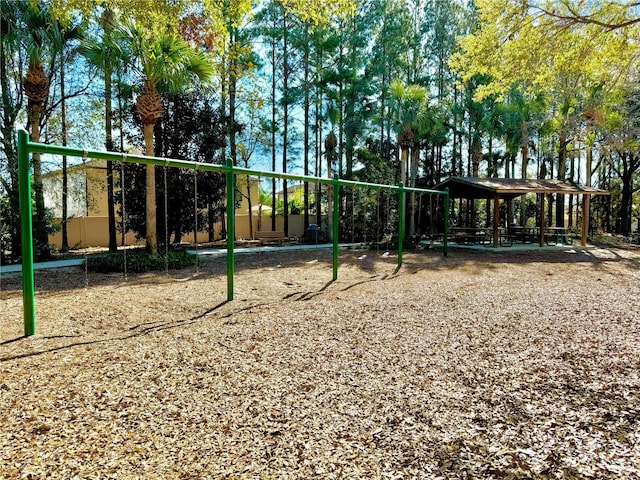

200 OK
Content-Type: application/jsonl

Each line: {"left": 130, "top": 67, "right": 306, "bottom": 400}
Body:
{"left": 1, "top": 246, "right": 640, "bottom": 479}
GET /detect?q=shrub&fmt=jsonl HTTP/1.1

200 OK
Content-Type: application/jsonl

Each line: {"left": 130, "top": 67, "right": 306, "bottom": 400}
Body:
{"left": 87, "top": 249, "right": 196, "bottom": 273}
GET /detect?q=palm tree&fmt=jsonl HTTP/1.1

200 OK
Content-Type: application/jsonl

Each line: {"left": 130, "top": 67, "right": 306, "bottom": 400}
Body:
{"left": 389, "top": 80, "right": 426, "bottom": 184}
{"left": 390, "top": 80, "right": 427, "bottom": 235}
{"left": 116, "top": 23, "right": 213, "bottom": 253}
{"left": 20, "top": 1, "right": 57, "bottom": 255}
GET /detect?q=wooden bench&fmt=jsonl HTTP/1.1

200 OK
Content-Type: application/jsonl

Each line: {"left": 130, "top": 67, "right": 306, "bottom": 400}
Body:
{"left": 256, "top": 231, "right": 286, "bottom": 245}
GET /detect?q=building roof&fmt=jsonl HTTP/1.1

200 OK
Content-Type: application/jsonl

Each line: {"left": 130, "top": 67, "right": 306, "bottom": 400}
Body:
{"left": 276, "top": 183, "right": 305, "bottom": 196}
{"left": 436, "top": 176, "right": 610, "bottom": 199}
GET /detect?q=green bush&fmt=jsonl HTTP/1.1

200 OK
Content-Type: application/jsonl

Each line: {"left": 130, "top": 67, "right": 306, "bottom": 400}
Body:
{"left": 589, "top": 234, "right": 625, "bottom": 248}
{"left": 87, "top": 249, "right": 196, "bottom": 273}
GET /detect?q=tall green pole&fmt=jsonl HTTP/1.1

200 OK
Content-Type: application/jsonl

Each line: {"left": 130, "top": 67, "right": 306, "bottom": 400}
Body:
{"left": 444, "top": 188, "right": 449, "bottom": 257}
{"left": 226, "top": 158, "right": 234, "bottom": 301}
{"left": 18, "top": 130, "right": 36, "bottom": 336}
{"left": 332, "top": 174, "right": 339, "bottom": 281}
{"left": 397, "top": 182, "right": 405, "bottom": 268}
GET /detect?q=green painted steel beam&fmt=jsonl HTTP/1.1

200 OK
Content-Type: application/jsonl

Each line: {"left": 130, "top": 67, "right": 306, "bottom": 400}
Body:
{"left": 18, "top": 130, "right": 36, "bottom": 336}
{"left": 226, "top": 158, "right": 235, "bottom": 300}
{"left": 23, "top": 134, "right": 445, "bottom": 195}
{"left": 16, "top": 129, "right": 451, "bottom": 335}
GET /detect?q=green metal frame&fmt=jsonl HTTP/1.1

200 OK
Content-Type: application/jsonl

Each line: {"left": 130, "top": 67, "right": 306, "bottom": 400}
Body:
{"left": 16, "top": 129, "right": 449, "bottom": 336}
{"left": 18, "top": 130, "right": 35, "bottom": 336}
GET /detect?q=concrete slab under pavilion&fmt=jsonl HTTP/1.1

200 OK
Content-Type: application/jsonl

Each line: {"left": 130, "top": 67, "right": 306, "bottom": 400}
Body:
{"left": 436, "top": 177, "right": 610, "bottom": 248}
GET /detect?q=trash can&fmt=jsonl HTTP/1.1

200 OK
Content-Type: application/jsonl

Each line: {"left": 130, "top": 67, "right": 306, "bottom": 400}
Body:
{"left": 306, "top": 224, "right": 318, "bottom": 244}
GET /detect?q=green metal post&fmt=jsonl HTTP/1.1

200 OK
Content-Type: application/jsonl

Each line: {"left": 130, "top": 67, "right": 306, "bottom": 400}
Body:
{"left": 397, "top": 182, "right": 405, "bottom": 268}
{"left": 17, "top": 130, "right": 36, "bottom": 336}
{"left": 444, "top": 188, "right": 449, "bottom": 257}
{"left": 332, "top": 174, "right": 339, "bottom": 281}
{"left": 226, "top": 158, "right": 234, "bottom": 301}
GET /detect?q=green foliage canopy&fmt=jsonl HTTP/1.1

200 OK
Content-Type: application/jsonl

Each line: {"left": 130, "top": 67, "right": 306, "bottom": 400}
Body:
{"left": 47, "top": 0, "right": 356, "bottom": 45}
{"left": 450, "top": 0, "right": 640, "bottom": 102}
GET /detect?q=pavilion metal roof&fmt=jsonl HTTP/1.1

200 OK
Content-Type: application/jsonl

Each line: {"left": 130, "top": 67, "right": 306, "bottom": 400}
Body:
{"left": 436, "top": 177, "right": 610, "bottom": 199}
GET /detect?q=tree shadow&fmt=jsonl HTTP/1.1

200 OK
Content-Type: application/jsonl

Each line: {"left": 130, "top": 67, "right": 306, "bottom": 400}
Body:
{"left": 2, "top": 245, "right": 638, "bottom": 362}
{"left": 2, "top": 246, "right": 638, "bottom": 303}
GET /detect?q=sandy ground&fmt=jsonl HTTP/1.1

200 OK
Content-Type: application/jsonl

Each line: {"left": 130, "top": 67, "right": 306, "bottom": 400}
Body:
{"left": 1, "top": 246, "right": 640, "bottom": 479}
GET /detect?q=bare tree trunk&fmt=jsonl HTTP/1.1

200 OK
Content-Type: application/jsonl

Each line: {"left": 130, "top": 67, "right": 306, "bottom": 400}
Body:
{"left": 30, "top": 109, "right": 49, "bottom": 255}
{"left": 409, "top": 144, "right": 418, "bottom": 235}
{"left": 303, "top": 24, "right": 310, "bottom": 233}
{"left": 585, "top": 122, "right": 593, "bottom": 233}
{"left": 103, "top": 9, "right": 117, "bottom": 252}
{"left": 452, "top": 85, "right": 457, "bottom": 177}
{"left": 229, "top": 28, "right": 238, "bottom": 168}
{"left": 60, "top": 47, "right": 69, "bottom": 251}
{"left": 380, "top": 68, "right": 386, "bottom": 157}
{"left": 316, "top": 153, "right": 322, "bottom": 232}
{"left": 400, "top": 147, "right": 407, "bottom": 186}
{"left": 326, "top": 147, "right": 333, "bottom": 241}
{"left": 315, "top": 66, "right": 322, "bottom": 231}
{"left": 556, "top": 128, "right": 568, "bottom": 227}
{"left": 271, "top": 15, "right": 277, "bottom": 232}
{"left": 144, "top": 123, "right": 157, "bottom": 253}
{"left": 519, "top": 120, "right": 528, "bottom": 226}
{"left": 282, "top": 14, "right": 289, "bottom": 236}
{"left": 471, "top": 134, "right": 481, "bottom": 227}
{"left": 247, "top": 176, "right": 253, "bottom": 239}
{"left": 568, "top": 145, "right": 575, "bottom": 227}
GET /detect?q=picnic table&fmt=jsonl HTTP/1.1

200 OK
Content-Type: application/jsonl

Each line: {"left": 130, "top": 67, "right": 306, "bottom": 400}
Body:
{"left": 509, "top": 226, "right": 539, "bottom": 243}
{"left": 449, "top": 227, "right": 490, "bottom": 245}
{"left": 544, "top": 227, "right": 573, "bottom": 245}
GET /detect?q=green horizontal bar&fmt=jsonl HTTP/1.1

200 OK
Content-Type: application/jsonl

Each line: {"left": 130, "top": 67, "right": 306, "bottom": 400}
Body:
{"left": 25, "top": 139, "right": 222, "bottom": 173}
{"left": 231, "top": 165, "right": 445, "bottom": 195}
{"left": 24, "top": 132, "right": 448, "bottom": 197}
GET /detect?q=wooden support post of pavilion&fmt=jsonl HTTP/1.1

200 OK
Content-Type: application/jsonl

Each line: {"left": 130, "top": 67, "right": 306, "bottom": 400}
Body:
{"left": 581, "top": 194, "right": 590, "bottom": 247}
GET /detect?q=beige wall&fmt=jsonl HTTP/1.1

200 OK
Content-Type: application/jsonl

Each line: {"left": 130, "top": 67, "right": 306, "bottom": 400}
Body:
{"left": 49, "top": 217, "right": 144, "bottom": 248}
{"left": 44, "top": 159, "right": 325, "bottom": 249}
{"left": 233, "top": 214, "right": 318, "bottom": 240}
{"left": 48, "top": 217, "right": 141, "bottom": 248}
{"left": 45, "top": 164, "right": 268, "bottom": 249}
{"left": 48, "top": 214, "right": 319, "bottom": 249}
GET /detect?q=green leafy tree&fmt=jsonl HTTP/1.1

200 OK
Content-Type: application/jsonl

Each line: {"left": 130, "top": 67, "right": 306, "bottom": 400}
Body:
{"left": 600, "top": 91, "right": 640, "bottom": 235}
{"left": 451, "top": 0, "right": 639, "bottom": 230}
{"left": 389, "top": 80, "right": 426, "bottom": 185}
{"left": 368, "top": 0, "right": 412, "bottom": 162}
{"left": 450, "top": 0, "right": 639, "bottom": 103}
{"left": 0, "top": 0, "right": 24, "bottom": 260}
